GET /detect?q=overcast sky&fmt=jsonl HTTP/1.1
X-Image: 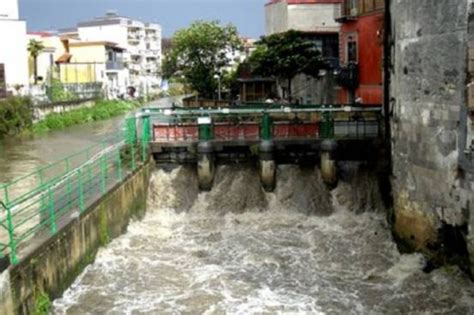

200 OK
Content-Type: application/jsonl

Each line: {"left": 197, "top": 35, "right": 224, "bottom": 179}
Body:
{"left": 19, "top": 0, "right": 267, "bottom": 38}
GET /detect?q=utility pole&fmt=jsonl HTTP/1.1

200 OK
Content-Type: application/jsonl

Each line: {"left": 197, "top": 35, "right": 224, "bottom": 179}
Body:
{"left": 214, "top": 72, "right": 222, "bottom": 101}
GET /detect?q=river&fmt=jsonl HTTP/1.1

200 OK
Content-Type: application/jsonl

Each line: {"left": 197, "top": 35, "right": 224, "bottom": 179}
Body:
{"left": 52, "top": 166, "right": 474, "bottom": 314}
{"left": 0, "top": 98, "right": 175, "bottom": 186}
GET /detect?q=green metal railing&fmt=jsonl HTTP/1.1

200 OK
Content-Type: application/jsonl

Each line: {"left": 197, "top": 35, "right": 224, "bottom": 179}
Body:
{"left": 0, "top": 115, "right": 151, "bottom": 265}
{"left": 146, "top": 104, "right": 382, "bottom": 141}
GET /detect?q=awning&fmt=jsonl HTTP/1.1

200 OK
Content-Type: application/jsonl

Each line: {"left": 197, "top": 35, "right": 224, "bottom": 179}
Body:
{"left": 56, "top": 53, "right": 72, "bottom": 63}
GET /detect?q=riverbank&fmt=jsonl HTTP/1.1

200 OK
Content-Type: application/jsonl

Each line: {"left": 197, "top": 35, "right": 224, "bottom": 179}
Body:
{"left": 0, "top": 97, "right": 34, "bottom": 138}
{"left": 0, "top": 97, "right": 143, "bottom": 138}
{"left": 31, "top": 99, "right": 142, "bottom": 134}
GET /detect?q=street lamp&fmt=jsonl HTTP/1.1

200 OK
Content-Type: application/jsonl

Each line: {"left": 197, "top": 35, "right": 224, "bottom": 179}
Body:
{"left": 214, "top": 72, "right": 222, "bottom": 101}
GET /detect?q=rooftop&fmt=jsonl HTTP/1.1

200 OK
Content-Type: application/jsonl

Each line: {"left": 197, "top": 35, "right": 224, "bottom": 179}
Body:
{"left": 75, "top": 11, "right": 161, "bottom": 29}
{"left": 266, "top": 0, "right": 342, "bottom": 6}
{"left": 69, "top": 41, "right": 125, "bottom": 50}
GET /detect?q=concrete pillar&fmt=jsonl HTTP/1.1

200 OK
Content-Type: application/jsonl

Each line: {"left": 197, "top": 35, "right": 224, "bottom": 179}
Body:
{"left": 197, "top": 141, "right": 215, "bottom": 191}
{"left": 320, "top": 139, "right": 338, "bottom": 187}
{"left": 259, "top": 140, "right": 276, "bottom": 192}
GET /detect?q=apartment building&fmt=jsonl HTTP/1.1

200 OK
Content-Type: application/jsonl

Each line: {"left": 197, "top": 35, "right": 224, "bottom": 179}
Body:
{"left": 0, "top": 0, "right": 29, "bottom": 95}
{"left": 60, "top": 41, "right": 129, "bottom": 99}
{"left": 60, "top": 11, "right": 162, "bottom": 96}
{"left": 265, "top": 0, "right": 342, "bottom": 104}
{"left": 336, "top": 0, "right": 385, "bottom": 104}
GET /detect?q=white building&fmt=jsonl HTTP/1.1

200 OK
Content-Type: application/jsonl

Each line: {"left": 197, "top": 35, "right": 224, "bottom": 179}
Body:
{"left": 265, "top": 0, "right": 341, "bottom": 104}
{"left": 60, "top": 11, "right": 162, "bottom": 96}
{"left": 265, "top": 0, "right": 341, "bottom": 35}
{"left": 0, "top": 0, "right": 29, "bottom": 94}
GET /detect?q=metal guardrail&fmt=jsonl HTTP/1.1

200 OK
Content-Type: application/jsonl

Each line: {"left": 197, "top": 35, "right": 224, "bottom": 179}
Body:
{"left": 144, "top": 104, "right": 383, "bottom": 140}
{"left": 0, "top": 116, "right": 151, "bottom": 265}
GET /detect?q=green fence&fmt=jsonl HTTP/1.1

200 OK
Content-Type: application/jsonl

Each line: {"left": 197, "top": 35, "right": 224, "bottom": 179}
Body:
{"left": 0, "top": 115, "right": 151, "bottom": 265}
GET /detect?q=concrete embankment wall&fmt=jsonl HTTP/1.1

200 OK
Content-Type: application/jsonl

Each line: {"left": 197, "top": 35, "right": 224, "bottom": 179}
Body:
{"left": 0, "top": 161, "right": 152, "bottom": 314}
{"left": 33, "top": 99, "right": 95, "bottom": 122}
{"left": 390, "top": 0, "right": 473, "bottom": 272}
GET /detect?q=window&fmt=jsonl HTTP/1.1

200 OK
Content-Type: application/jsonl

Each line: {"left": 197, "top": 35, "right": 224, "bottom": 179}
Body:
{"left": 313, "top": 39, "right": 323, "bottom": 55}
{"left": 347, "top": 40, "right": 358, "bottom": 63}
{"left": 346, "top": 0, "right": 358, "bottom": 16}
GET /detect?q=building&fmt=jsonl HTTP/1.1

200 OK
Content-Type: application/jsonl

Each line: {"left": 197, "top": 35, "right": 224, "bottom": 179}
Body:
{"left": 265, "top": 0, "right": 342, "bottom": 104}
{"left": 60, "top": 41, "right": 129, "bottom": 99}
{"left": 27, "top": 32, "right": 68, "bottom": 85}
{"left": 60, "top": 11, "right": 162, "bottom": 96}
{"left": 0, "top": 0, "right": 29, "bottom": 94}
{"left": 390, "top": 0, "right": 474, "bottom": 274}
{"left": 336, "top": 0, "right": 385, "bottom": 104}
{"left": 25, "top": 32, "right": 128, "bottom": 99}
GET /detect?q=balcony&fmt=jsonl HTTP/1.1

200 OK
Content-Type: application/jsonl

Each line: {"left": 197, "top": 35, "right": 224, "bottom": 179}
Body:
{"left": 128, "top": 34, "right": 141, "bottom": 44}
{"left": 336, "top": 0, "right": 384, "bottom": 22}
{"left": 106, "top": 61, "right": 125, "bottom": 71}
{"left": 145, "top": 50, "right": 160, "bottom": 57}
{"left": 335, "top": 62, "right": 359, "bottom": 89}
{"left": 336, "top": 2, "right": 358, "bottom": 21}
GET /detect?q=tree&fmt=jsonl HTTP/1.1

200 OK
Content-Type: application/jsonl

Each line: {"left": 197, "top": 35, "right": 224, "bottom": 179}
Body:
{"left": 27, "top": 39, "right": 45, "bottom": 85}
{"left": 162, "top": 21, "right": 242, "bottom": 99}
{"left": 249, "top": 30, "right": 326, "bottom": 101}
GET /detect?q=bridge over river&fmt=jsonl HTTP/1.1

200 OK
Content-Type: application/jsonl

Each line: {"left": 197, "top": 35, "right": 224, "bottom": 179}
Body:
{"left": 0, "top": 99, "right": 473, "bottom": 314}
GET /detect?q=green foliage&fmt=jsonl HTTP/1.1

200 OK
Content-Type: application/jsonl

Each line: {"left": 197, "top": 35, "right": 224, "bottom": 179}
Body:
{"left": 32, "top": 100, "right": 140, "bottom": 133}
{"left": 28, "top": 39, "right": 45, "bottom": 85}
{"left": 162, "top": 20, "right": 242, "bottom": 99}
{"left": 48, "top": 79, "right": 76, "bottom": 102}
{"left": 0, "top": 97, "right": 33, "bottom": 138}
{"left": 27, "top": 39, "right": 45, "bottom": 59}
{"left": 249, "top": 30, "right": 326, "bottom": 99}
{"left": 158, "top": 83, "right": 191, "bottom": 98}
{"left": 221, "top": 68, "right": 240, "bottom": 98}
{"left": 34, "top": 290, "right": 51, "bottom": 315}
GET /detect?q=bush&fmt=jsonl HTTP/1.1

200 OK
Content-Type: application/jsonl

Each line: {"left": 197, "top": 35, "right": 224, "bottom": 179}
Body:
{"left": 0, "top": 97, "right": 34, "bottom": 138}
{"left": 48, "top": 79, "right": 76, "bottom": 102}
{"left": 32, "top": 99, "right": 141, "bottom": 133}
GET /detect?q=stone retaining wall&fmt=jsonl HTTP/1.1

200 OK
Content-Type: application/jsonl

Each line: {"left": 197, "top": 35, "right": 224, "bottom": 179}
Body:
{"left": 0, "top": 161, "right": 152, "bottom": 314}
{"left": 391, "top": 0, "right": 473, "bottom": 273}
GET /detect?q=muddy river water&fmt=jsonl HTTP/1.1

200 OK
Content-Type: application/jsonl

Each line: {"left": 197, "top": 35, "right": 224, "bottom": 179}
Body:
{"left": 52, "top": 166, "right": 474, "bottom": 314}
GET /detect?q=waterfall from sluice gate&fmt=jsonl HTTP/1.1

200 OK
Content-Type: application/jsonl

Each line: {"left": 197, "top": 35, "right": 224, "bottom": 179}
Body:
{"left": 53, "top": 166, "right": 474, "bottom": 314}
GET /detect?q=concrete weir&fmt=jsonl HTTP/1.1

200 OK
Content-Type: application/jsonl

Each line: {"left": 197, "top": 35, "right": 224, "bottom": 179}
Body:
{"left": 320, "top": 139, "right": 338, "bottom": 187}
{"left": 0, "top": 161, "right": 152, "bottom": 315}
{"left": 259, "top": 140, "right": 276, "bottom": 192}
{"left": 197, "top": 141, "right": 215, "bottom": 191}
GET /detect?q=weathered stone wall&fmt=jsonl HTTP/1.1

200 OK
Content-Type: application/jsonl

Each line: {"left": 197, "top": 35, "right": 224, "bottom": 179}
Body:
{"left": 391, "top": 0, "right": 471, "bottom": 265}
{"left": 1, "top": 161, "right": 152, "bottom": 314}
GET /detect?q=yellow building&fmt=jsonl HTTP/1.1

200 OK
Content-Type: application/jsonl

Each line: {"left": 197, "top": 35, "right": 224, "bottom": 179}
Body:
{"left": 57, "top": 41, "right": 130, "bottom": 98}
{"left": 26, "top": 34, "right": 130, "bottom": 99}
{"left": 60, "top": 41, "right": 123, "bottom": 84}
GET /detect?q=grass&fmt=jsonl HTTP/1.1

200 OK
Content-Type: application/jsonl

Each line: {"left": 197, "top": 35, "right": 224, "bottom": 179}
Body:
{"left": 32, "top": 99, "right": 142, "bottom": 133}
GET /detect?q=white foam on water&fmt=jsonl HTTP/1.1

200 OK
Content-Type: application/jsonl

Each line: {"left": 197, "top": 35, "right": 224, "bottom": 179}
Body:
{"left": 52, "top": 166, "right": 474, "bottom": 314}
{"left": 387, "top": 254, "right": 426, "bottom": 284}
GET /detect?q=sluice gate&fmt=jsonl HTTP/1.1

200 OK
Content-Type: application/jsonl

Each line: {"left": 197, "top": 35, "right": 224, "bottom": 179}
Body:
{"left": 143, "top": 104, "right": 383, "bottom": 191}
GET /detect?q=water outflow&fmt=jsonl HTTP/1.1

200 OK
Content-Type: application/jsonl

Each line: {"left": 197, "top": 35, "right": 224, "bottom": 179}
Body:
{"left": 53, "top": 166, "right": 474, "bottom": 314}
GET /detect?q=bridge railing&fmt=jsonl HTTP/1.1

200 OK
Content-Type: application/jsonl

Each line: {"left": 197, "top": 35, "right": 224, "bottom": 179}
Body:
{"left": 0, "top": 115, "right": 151, "bottom": 265}
{"left": 144, "top": 104, "right": 383, "bottom": 141}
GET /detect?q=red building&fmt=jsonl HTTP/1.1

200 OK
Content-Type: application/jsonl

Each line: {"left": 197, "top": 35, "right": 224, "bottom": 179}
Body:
{"left": 337, "top": 0, "right": 385, "bottom": 105}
